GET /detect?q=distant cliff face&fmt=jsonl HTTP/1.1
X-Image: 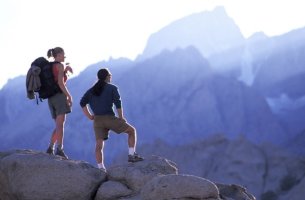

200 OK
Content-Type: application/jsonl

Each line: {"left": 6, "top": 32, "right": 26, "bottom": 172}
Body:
{"left": 118, "top": 47, "right": 286, "bottom": 145}
{"left": 252, "top": 28, "right": 305, "bottom": 98}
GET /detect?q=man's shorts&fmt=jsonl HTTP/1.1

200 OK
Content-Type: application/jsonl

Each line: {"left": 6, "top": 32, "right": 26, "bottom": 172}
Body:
{"left": 93, "top": 115, "right": 131, "bottom": 140}
{"left": 48, "top": 92, "right": 71, "bottom": 119}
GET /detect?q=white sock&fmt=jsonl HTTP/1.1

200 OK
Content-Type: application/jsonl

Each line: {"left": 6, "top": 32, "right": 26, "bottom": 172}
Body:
{"left": 128, "top": 147, "right": 135, "bottom": 155}
{"left": 98, "top": 163, "right": 105, "bottom": 169}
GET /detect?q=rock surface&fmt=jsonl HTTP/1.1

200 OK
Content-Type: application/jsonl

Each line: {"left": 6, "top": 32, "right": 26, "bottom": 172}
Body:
{"left": 0, "top": 149, "right": 105, "bottom": 200}
{"left": 0, "top": 149, "right": 255, "bottom": 200}
{"left": 141, "top": 174, "right": 220, "bottom": 200}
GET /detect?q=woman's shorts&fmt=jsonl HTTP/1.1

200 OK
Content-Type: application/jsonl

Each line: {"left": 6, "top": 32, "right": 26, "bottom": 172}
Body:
{"left": 93, "top": 115, "right": 131, "bottom": 140}
{"left": 48, "top": 92, "right": 71, "bottom": 119}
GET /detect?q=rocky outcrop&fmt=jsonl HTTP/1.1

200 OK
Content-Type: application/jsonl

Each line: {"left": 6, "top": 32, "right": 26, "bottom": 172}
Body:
{"left": 0, "top": 150, "right": 105, "bottom": 200}
{"left": 140, "top": 174, "right": 219, "bottom": 200}
{"left": 0, "top": 149, "right": 255, "bottom": 200}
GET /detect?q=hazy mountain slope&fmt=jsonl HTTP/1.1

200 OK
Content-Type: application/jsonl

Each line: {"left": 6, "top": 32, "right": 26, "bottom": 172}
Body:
{"left": 119, "top": 47, "right": 286, "bottom": 145}
{"left": 137, "top": 6, "right": 245, "bottom": 61}
{"left": 251, "top": 27, "right": 305, "bottom": 97}
{"left": 0, "top": 47, "right": 286, "bottom": 165}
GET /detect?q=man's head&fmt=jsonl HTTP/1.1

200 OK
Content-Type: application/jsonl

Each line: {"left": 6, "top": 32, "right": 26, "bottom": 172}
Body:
{"left": 98, "top": 68, "right": 112, "bottom": 82}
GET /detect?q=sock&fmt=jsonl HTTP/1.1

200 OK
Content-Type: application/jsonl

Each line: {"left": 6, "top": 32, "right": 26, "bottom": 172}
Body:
{"left": 98, "top": 163, "right": 105, "bottom": 169}
{"left": 128, "top": 147, "right": 135, "bottom": 155}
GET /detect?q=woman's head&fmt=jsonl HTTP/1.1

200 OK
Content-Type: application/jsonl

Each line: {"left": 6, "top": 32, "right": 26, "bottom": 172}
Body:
{"left": 97, "top": 68, "right": 112, "bottom": 83}
{"left": 47, "top": 47, "right": 65, "bottom": 62}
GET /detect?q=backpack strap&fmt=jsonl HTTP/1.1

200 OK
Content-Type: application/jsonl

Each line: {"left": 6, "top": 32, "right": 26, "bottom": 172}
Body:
{"left": 34, "top": 92, "right": 43, "bottom": 105}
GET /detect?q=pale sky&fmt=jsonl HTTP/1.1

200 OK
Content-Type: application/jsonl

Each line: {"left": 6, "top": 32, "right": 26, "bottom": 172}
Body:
{"left": 1, "top": 0, "right": 304, "bottom": 89}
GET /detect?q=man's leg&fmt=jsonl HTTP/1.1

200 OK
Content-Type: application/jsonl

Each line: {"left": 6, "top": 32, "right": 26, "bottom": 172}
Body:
{"left": 125, "top": 126, "right": 136, "bottom": 152}
{"left": 124, "top": 125, "right": 143, "bottom": 162}
{"left": 95, "top": 139, "right": 106, "bottom": 171}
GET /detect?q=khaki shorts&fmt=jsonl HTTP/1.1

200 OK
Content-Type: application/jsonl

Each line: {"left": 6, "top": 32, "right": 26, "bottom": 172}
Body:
{"left": 48, "top": 93, "right": 71, "bottom": 119}
{"left": 94, "top": 115, "right": 130, "bottom": 140}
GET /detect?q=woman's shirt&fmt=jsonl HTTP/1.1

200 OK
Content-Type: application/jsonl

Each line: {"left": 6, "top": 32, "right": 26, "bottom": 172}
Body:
{"left": 53, "top": 63, "right": 68, "bottom": 83}
{"left": 80, "top": 83, "right": 122, "bottom": 116}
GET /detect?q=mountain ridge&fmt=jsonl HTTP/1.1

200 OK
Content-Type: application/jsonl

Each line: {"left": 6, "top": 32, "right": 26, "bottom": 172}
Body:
{"left": 137, "top": 6, "right": 245, "bottom": 62}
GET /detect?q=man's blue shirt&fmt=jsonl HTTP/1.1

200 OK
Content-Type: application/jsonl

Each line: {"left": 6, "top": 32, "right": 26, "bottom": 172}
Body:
{"left": 80, "top": 83, "right": 122, "bottom": 116}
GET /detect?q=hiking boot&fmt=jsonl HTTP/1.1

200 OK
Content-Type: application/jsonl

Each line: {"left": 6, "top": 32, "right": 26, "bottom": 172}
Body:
{"left": 128, "top": 153, "right": 144, "bottom": 163}
{"left": 46, "top": 147, "right": 54, "bottom": 155}
{"left": 56, "top": 148, "right": 69, "bottom": 159}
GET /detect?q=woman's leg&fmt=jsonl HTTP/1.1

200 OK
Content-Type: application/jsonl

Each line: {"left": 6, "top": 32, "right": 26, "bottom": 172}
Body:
{"left": 55, "top": 114, "right": 66, "bottom": 149}
{"left": 50, "top": 127, "right": 57, "bottom": 144}
{"left": 54, "top": 114, "right": 68, "bottom": 159}
{"left": 46, "top": 128, "right": 57, "bottom": 154}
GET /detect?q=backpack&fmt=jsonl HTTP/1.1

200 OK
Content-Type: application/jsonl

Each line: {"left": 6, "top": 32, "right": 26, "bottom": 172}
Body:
{"left": 26, "top": 57, "right": 61, "bottom": 102}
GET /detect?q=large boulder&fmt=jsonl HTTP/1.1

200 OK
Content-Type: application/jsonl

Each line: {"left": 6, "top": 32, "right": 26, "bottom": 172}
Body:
{"left": 216, "top": 183, "right": 256, "bottom": 200}
{"left": 106, "top": 155, "right": 177, "bottom": 190}
{"left": 0, "top": 150, "right": 256, "bottom": 200}
{"left": 141, "top": 174, "right": 220, "bottom": 200}
{"left": 0, "top": 149, "right": 106, "bottom": 200}
{"left": 95, "top": 180, "right": 133, "bottom": 200}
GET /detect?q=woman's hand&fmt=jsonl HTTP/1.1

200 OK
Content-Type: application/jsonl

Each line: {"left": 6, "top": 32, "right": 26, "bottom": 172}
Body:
{"left": 65, "top": 63, "right": 73, "bottom": 76}
{"left": 67, "top": 94, "right": 73, "bottom": 107}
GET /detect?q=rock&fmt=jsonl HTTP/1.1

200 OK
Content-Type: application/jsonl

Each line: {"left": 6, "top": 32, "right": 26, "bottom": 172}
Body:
{"left": 95, "top": 180, "right": 133, "bottom": 200}
{"left": 278, "top": 176, "right": 305, "bottom": 200}
{"left": 106, "top": 155, "right": 178, "bottom": 192}
{"left": 0, "top": 150, "right": 256, "bottom": 200}
{"left": 216, "top": 183, "right": 256, "bottom": 200}
{"left": 0, "top": 150, "right": 106, "bottom": 200}
{"left": 140, "top": 174, "right": 220, "bottom": 200}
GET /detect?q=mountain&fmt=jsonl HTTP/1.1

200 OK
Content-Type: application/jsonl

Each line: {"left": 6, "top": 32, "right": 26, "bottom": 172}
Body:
{"left": 137, "top": 6, "right": 245, "bottom": 62}
{"left": 252, "top": 27, "right": 305, "bottom": 98}
{"left": 119, "top": 46, "right": 286, "bottom": 145}
{"left": 1, "top": 6, "right": 305, "bottom": 159}
{"left": 0, "top": 46, "right": 287, "bottom": 166}
{"left": 1, "top": 6, "right": 305, "bottom": 199}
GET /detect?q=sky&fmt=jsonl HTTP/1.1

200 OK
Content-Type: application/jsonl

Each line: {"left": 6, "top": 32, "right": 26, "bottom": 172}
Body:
{"left": 0, "top": 0, "right": 305, "bottom": 89}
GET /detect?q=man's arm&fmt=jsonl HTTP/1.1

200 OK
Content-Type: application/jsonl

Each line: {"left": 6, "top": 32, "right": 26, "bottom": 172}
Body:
{"left": 82, "top": 106, "right": 94, "bottom": 120}
{"left": 116, "top": 108, "right": 124, "bottom": 119}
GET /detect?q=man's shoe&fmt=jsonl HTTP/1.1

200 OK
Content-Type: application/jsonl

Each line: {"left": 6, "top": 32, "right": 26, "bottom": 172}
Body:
{"left": 46, "top": 147, "right": 54, "bottom": 155}
{"left": 128, "top": 153, "right": 144, "bottom": 162}
{"left": 56, "top": 148, "right": 68, "bottom": 159}
{"left": 99, "top": 167, "right": 107, "bottom": 173}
